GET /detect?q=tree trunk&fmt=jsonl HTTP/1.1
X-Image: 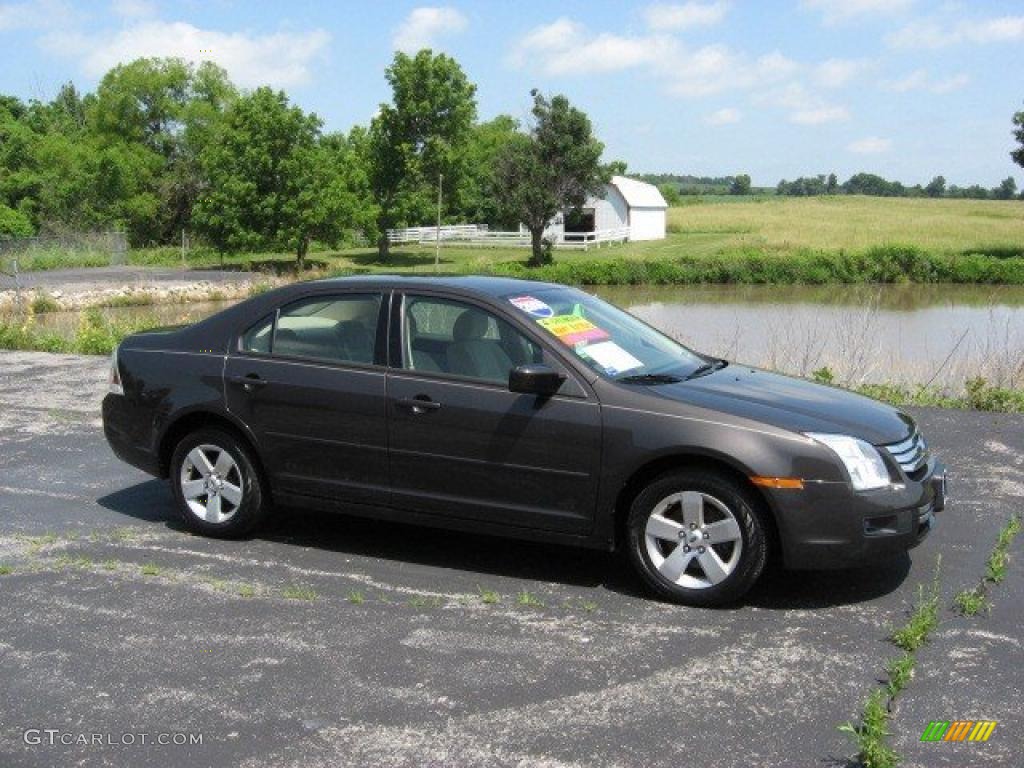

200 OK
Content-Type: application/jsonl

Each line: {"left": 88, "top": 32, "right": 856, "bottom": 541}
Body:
{"left": 377, "top": 233, "right": 390, "bottom": 260}
{"left": 296, "top": 235, "right": 309, "bottom": 272}
{"left": 528, "top": 227, "right": 546, "bottom": 267}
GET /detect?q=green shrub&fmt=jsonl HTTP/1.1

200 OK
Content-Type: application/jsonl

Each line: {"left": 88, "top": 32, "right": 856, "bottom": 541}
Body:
{"left": 30, "top": 293, "right": 61, "bottom": 314}
{"left": 0, "top": 204, "right": 34, "bottom": 237}
{"left": 491, "top": 245, "right": 1024, "bottom": 286}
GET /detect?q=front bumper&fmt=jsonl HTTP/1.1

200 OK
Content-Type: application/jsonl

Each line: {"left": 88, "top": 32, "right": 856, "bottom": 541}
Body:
{"left": 769, "top": 458, "right": 946, "bottom": 570}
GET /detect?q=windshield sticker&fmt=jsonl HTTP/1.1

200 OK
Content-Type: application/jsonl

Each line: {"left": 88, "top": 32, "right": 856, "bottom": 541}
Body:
{"left": 508, "top": 295, "right": 554, "bottom": 318}
{"left": 537, "top": 315, "right": 610, "bottom": 346}
{"left": 579, "top": 341, "right": 643, "bottom": 376}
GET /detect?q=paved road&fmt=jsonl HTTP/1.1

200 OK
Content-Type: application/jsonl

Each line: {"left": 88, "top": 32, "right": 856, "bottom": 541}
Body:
{"left": 0, "top": 351, "right": 1020, "bottom": 768}
{"left": 4, "top": 266, "right": 256, "bottom": 291}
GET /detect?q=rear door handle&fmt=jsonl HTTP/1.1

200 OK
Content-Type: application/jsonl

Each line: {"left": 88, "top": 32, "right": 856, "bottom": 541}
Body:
{"left": 396, "top": 396, "right": 441, "bottom": 413}
{"left": 229, "top": 374, "right": 269, "bottom": 390}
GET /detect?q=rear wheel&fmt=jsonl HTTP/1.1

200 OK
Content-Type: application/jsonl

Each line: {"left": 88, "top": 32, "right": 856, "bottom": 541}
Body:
{"left": 626, "top": 469, "right": 767, "bottom": 606}
{"left": 170, "top": 428, "right": 268, "bottom": 538}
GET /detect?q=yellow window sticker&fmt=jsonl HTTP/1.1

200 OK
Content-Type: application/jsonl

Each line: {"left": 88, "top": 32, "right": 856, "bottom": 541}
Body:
{"left": 537, "top": 315, "right": 610, "bottom": 346}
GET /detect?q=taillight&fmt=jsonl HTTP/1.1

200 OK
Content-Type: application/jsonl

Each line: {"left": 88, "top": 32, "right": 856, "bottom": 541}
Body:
{"left": 108, "top": 347, "right": 124, "bottom": 395}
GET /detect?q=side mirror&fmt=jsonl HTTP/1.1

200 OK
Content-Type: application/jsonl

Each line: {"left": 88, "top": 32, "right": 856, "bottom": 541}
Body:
{"left": 509, "top": 364, "right": 566, "bottom": 396}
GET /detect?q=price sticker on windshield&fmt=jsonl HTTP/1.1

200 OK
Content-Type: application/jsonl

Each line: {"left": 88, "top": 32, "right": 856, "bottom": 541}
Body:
{"left": 537, "top": 315, "right": 610, "bottom": 346}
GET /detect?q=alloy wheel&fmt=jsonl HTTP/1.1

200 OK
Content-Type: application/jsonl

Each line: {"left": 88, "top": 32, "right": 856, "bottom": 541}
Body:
{"left": 179, "top": 443, "right": 243, "bottom": 524}
{"left": 643, "top": 491, "right": 743, "bottom": 590}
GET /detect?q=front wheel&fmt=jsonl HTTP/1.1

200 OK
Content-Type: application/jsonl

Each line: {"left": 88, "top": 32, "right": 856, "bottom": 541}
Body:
{"left": 626, "top": 469, "right": 768, "bottom": 606}
{"left": 170, "top": 428, "right": 268, "bottom": 538}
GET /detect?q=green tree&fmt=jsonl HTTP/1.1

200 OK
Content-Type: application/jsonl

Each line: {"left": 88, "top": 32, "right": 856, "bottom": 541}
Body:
{"left": 1012, "top": 105, "right": 1024, "bottom": 170}
{"left": 90, "top": 58, "right": 236, "bottom": 241}
{"left": 994, "top": 176, "right": 1017, "bottom": 200}
{"left": 90, "top": 58, "right": 193, "bottom": 156}
{"left": 368, "top": 50, "right": 478, "bottom": 257}
{"left": 193, "top": 88, "right": 354, "bottom": 269}
{"left": 658, "top": 183, "right": 681, "bottom": 206}
{"left": 925, "top": 175, "right": 946, "bottom": 198}
{"left": 492, "top": 90, "right": 607, "bottom": 266}
{"left": 459, "top": 115, "right": 520, "bottom": 226}
{"left": 826, "top": 173, "right": 838, "bottom": 194}
{"left": 729, "top": 173, "right": 751, "bottom": 195}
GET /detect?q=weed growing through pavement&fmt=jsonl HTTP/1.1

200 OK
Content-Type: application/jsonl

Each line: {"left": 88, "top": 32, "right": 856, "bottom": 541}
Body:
{"left": 838, "top": 689, "right": 900, "bottom": 768}
{"left": 516, "top": 591, "right": 544, "bottom": 608}
{"left": 477, "top": 586, "right": 500, "bottom": 605}
{"left": 282, "top": 584, "right": 317, "bottom": 601}
{"left": 840, "top": 556, "right": 942, "bottom": 768}
{"left": 953, "top": 586, "right": 991, "bottom": 616}
{"left": 884, "top": 654, "right": 916, "bottom": 699}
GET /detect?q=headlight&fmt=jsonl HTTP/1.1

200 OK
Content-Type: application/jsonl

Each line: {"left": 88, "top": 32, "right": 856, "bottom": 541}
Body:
{"left": 806, "top": 433, "right": 890, "bottom": 491}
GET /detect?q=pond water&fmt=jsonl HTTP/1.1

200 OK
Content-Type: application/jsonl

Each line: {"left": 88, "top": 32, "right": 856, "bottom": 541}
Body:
{"left": 28, "top": 283, "right": 1024, "bottom": 388}
{"left": 594, "top": 284, "right": 1024, "bottom": 387}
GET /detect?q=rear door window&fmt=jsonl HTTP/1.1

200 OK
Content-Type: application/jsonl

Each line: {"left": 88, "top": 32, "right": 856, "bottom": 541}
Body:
{"left": 267, "top": 294, "right": 382, "bottom": 365}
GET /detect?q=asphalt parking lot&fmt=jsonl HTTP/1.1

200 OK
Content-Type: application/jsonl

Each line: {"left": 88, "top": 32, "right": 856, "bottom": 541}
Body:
{"left": 1, "top": 350, "right": 1021, "bottom": 768}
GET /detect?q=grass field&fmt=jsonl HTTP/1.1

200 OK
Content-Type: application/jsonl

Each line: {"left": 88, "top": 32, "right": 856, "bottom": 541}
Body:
{"left": 6, "top": 196, "right": 1024, "bottom": 283}
{"left": 667, "top": 195, "right": 1024, "bottom": 254}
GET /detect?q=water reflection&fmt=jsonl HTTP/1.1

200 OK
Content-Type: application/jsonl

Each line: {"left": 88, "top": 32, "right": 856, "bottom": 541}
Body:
{"left": 25, "top": 283, "right": 1024, "bottom": 388}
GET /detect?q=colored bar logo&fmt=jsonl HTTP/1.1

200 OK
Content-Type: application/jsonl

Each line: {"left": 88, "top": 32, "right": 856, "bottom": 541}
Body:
{"left": 921, "top": 720, "right": 997, "bottom": 742}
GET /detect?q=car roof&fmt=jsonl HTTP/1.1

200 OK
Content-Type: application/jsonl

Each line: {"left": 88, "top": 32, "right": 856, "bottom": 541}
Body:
{"left": 309, "top": 274, "right": 563, "bottom": 298}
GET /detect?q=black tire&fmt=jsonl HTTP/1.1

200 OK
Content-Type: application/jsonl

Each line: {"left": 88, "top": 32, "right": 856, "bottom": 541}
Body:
{"left": 169, "top": 428, "right": 269, "bottom": 538}
{"left": 626, "top": 468, "right": 767, "bottom": 607}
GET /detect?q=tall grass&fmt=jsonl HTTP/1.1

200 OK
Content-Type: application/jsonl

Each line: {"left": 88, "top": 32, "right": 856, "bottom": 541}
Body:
{"left": 0, "top": 307, "right": 161, "bottom": 355}
{"left": 490, "top": 245, "right": 1024, "bottom": 285}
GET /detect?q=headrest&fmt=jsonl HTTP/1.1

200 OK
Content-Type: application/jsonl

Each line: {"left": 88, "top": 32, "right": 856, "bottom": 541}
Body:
{"left": 452, "top": 309, "right": 490, "bottom": 341}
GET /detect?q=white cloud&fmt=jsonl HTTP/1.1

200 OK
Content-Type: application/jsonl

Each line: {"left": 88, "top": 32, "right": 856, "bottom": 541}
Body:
{"left": 848, "top": 136, "right": 893, "bottom": 154}
{"left": 643, "top": 1, "right": 729, "bottom": 31}
{"left": 508, "top": 18, "right": 677, "bottom": 75}
{"left": 110, "top": 0, "right": 155, "bottom": 18}
{"left": 802, "top": 0, "right": 915, "bottom": 25}
{"left": 764, "top": 82, "right": 849, "bottom": 124}
{"left": 0, "top": 0, "right": 76, "bottom": 30}
{"left": 44, "top": 20, "right": 330, "bottom": 88}
{"left": 882, "top": 68, "right": 969, "bottom": 94}
{"left": 704, "top": 107, "right": 741, "bottom": 125}
{"left": 814, "top": 58, "right": 870, "bottom": 88}
{"left": 888, "top": 15, "right": 1024, "bottom": 49}
{"left": 790, "top": 105, "right": 849, "bottom": 125}
{"left": 393, "top": 6, "right": 467, "bottom": 53}
{"left": 931, "top": 73, "right": 970, "bottom": 94}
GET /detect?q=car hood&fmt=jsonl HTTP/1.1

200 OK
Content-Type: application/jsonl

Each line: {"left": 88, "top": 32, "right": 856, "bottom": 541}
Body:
{"left": 637, "top": 365, "right": 914, "bottom": 445}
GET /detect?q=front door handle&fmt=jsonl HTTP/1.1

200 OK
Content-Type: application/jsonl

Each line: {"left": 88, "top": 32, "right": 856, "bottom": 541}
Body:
{"left": 396, "top": 396, "right": 441, "bottom": 414}
{"left": 229, "top": 374, "right": 269, "bottom": 391}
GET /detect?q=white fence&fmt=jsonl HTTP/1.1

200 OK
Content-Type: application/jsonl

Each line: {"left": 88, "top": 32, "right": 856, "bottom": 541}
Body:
{"left": 385, "top": 224, "right": 630, "bottom": 250}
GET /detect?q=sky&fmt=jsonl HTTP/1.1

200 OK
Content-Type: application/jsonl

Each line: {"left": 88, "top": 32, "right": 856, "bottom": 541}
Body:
{"left": 1, "top": 0, "right": 1023, "bottom": 187}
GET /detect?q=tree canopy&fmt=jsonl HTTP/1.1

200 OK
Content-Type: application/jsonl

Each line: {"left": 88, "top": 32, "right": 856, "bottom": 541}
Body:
{"left": 192, "top": 88, "right": 362, "bottom": 268}
{"left": 492, "top": 90, "right": 608, "bottom": 265}
{"left": 368, "top": 50, "right": 477, "bottom": 256}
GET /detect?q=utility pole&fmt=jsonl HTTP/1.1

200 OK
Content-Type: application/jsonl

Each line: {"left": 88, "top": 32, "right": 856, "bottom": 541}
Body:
{"left": 434, "top": 173, "right": 443, "bottom": 274}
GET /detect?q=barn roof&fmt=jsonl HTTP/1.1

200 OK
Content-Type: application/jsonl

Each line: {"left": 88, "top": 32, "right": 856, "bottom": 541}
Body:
{"left": 610, "top": 176, "right": 668, "bottom": 209}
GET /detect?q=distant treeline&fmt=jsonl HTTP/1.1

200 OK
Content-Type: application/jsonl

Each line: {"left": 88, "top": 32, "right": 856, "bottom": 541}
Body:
{"left": 776, "top": 172, "right": 1020, "bottom": 200}
{"left": 643, "top": 171, "right": 1021, "bottom": 201}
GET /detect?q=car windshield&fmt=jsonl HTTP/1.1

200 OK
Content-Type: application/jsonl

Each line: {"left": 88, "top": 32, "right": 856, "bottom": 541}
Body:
{"left": 504, "top": 287, "right": 707, "bottom": 380}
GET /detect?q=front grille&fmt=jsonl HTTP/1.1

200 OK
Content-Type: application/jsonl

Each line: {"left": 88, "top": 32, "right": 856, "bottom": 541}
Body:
{"left": 882, "top": 430, "right": 929, "bottom": 477}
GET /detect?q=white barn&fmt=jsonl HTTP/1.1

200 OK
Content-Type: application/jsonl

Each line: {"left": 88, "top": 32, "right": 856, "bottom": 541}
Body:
{"left": 546, "top": 175, "right": 668, "bottom": 243}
